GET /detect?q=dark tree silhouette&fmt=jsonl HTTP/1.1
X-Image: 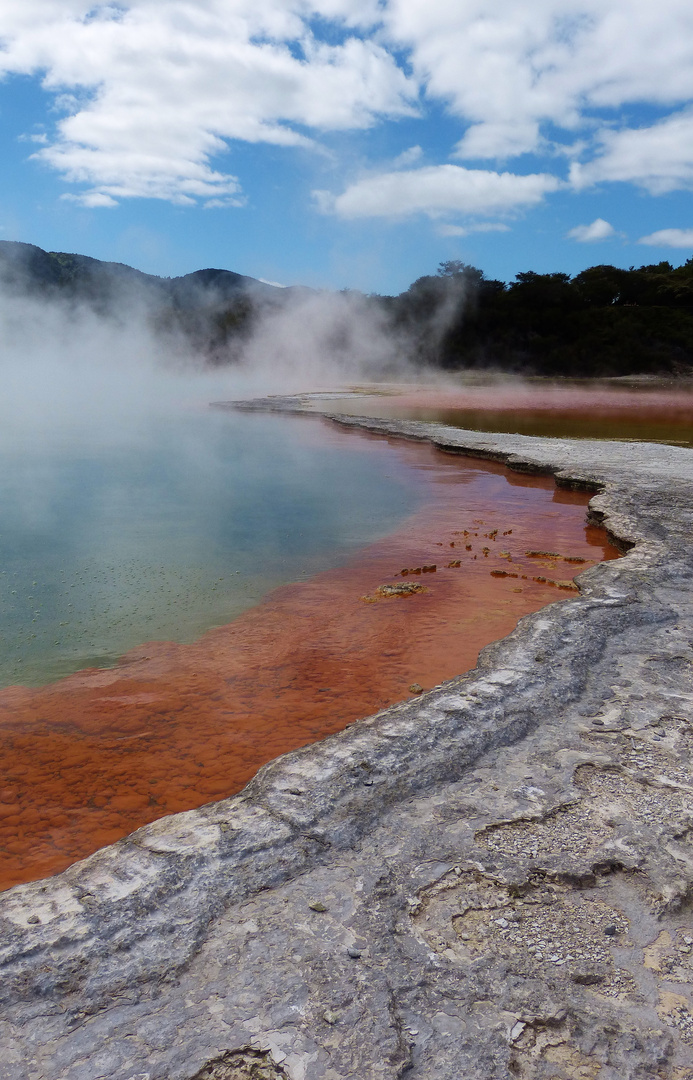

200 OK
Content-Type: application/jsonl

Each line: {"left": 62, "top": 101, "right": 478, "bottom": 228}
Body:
{"left": 2, "top": 239, "right": 693, "bottom": 375}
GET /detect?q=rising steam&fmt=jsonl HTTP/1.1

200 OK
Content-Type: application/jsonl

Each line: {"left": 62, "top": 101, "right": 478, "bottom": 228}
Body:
{"left": 0, "top": 241, "right": 472, "bottom": 435}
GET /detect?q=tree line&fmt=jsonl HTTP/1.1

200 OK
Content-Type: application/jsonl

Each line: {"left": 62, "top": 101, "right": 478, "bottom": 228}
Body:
{"left": 376, "top": 259, "right": 693, "bottom": 376}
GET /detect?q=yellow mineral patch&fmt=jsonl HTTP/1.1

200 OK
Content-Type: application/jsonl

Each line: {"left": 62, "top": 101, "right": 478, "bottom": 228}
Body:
{"left": 361, "top": 582, "right": 427, "bottom": 601}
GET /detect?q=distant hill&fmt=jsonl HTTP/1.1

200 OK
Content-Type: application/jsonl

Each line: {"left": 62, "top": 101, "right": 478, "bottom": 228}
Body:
{"left": 0, "top": 241, "right": 308, "bottom": 362}
{"left": 0, "top": 240, "right": 285, "bottom": 302}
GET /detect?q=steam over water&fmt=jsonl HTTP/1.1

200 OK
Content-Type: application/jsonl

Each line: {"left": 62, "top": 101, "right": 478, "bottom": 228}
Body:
{"left": 0, "top": 287, "right": 630, "bottom": 887}
{"left": 2, "top": 280, "right": 685, "bottom": 692}
{"left": 0, "top": 284, "right": 424, "bottom": 688}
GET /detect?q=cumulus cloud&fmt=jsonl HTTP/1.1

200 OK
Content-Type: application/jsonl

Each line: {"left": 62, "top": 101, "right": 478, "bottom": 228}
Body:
{"left": 638, "top": 228, "right": 693, "bottom": 248}
{"left": 2, "top": 0, "right": 693, "bottom": 208}
{"left": 392, "top": 145, "right": 424, "bottom": 168}
{"left": 382, "top": 0, "right": 693, "bottom": 159}
{"left": 61, "top": 191, "right": 119, "bottom": 209}
{"left": 567, "top": 218, "right": 616, "bottom": 242}
{"left": 0, "top": 0, "right": 417, "bottom": 205}
{"left": 570, "top": 109, "right": 693, "bottom": 193}
{"left": 316, "top": 164, "right": 561, "bottom": 218}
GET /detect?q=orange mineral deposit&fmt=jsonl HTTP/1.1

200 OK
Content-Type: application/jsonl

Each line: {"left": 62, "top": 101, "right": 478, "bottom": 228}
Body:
{"left": 0, "top": 438, "right": 620, "bottom": 891}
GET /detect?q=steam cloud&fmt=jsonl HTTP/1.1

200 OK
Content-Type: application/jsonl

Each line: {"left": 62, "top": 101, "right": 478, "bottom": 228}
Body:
{"left": 0, "top": 256, "right": 460, "bottom": 447}
{"left": 0, "top": 256, "right": 454, "bottom": 689}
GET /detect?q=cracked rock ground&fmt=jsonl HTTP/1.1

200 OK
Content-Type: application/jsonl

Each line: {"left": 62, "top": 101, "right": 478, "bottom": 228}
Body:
{"left": 3, "top": 410, "right": 693, "bottom": 1079}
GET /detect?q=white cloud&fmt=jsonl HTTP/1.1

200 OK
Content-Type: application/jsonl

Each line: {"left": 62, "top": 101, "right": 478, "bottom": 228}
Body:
{"left": 2, "top": 0, "right": 693, "bottom": 209}
{"left": 638, "top": 228, "right": 693, "bottom": 248}
{"left": 317, "top": 164, "right": 561, "bottom": 218}
{"left": 392, "top": 145, "right": 423, "bottom": 168}
{"left": 454, "top": 122, "right": 541, "bottom": 162}
{"left": 383, "top": 0, "right": 693, "bottom": 159}
{"left": 436, "top": 222, "right": 511, "bottom": 237}
{"left": 570, "top": 108, "right": 693, "bottom": 193}
{"left": 0, "top": 0, "right": 417, "bottom": 205}
{"left": 61, "top": 191, "right": 118, "bottom": 208}
{"left": 567, "top": 217, "right": 616, "bottom": 242}
{"left": 203, "top": 197, "right": 244, "bottom": 209}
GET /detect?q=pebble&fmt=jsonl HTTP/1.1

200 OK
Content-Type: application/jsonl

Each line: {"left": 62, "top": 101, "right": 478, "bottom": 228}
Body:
{"left": 347, "top": 947, "right": 362, "bottom": 959}
{"left": 322, "top": 1010, "right": 337, "bottom": 1025}
{"left": 308, "top": 900, "right": 328, "bottom": 912}
{"left": 604, "top": 925, "right": 618, "bottom": 936}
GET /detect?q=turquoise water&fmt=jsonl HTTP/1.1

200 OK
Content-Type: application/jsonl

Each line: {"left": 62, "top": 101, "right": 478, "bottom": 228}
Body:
{"left": 0, "top": 410, "right": 427, "bottom": 687}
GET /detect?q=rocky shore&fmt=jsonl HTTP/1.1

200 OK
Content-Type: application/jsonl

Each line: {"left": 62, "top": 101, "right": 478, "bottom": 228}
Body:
{"left": 3, "top": 404, "right": 693, "bottom": 1079}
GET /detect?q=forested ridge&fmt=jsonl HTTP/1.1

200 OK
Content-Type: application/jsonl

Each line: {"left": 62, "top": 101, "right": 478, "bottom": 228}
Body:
{"left": 377, "top": 259, "right": 693, "bottom": 376}
{"left": 2, "top": 239, "right": 693, "bottom": 376}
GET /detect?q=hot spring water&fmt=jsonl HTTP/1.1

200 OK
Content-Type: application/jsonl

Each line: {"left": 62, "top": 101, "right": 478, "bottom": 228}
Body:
{"left": 0, "top": 409, "right": 428, "bottom": 688}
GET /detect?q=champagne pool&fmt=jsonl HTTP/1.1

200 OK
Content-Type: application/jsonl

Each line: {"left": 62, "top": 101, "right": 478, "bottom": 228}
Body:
{"left": 0, "top": 409, "right": 433, "bottom": 688}
{"left": 0, "top": 401, "right": 620, "bottom": 890}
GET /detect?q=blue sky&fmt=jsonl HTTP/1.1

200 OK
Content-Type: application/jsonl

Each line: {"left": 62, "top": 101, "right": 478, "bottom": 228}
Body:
{"left": 1, "top": 0, "right": 693, "bottom": 295}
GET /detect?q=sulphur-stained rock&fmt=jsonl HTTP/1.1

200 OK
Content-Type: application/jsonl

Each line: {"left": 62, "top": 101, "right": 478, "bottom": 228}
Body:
{"left": 190, "top": 1049, "right": 289, "bottom": 1079}
{"left": 361, "top": 581, "right": 427, "bottom": 601}
{"left": 5, "top": 409, "right": 693, "bottom": 1078}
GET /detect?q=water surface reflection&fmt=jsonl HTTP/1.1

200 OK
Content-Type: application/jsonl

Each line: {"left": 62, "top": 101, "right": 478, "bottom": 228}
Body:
{"left": 0, "top": 424, "right": 620, "bottom": 890}
{"left": 0, "top": 411, "right": 426, "bottom": 687}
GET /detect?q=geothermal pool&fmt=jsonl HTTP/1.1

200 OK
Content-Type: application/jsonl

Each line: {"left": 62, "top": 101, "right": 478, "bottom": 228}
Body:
{"left": 0, "top": 410, "right": 431, "bottom": 689}
{"left": 317, "top": 379, "right": 693, "bottom": 446}
{"left": 0, "top": 407, "right": 620, "bottom": 891}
